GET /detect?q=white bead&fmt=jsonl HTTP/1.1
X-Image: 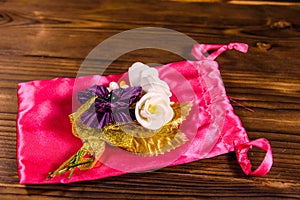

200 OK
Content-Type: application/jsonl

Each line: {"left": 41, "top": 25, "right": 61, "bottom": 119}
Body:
{"left": 109, "top": 82, "right": 119, "bottom": 90}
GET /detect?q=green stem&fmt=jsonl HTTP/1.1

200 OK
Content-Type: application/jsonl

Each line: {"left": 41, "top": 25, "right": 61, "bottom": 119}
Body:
{"left": 47, "top": 147, "right": 95, "bottom": 180}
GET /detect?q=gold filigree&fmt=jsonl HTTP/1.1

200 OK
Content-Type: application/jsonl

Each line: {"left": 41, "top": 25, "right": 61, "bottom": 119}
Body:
{"left": 102, "top": 102, "right": 192, "bottom": 156}
{"left": 48, "top": 97, "right": 192, "bottom": 180}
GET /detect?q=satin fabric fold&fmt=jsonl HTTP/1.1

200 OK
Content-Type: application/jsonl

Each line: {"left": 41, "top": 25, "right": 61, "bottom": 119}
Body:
{"left": 17, "top": 43, "right": 273, "bottom": 184}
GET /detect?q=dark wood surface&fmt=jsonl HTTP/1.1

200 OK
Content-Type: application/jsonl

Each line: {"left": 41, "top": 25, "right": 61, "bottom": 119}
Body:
{"left": 0, "top": 0, "right": 299, "bottom": 199}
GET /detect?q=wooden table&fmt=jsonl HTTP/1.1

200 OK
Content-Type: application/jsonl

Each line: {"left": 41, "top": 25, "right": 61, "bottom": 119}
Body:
{"left": 0, "top": 0, "right": 299, "bottom": 199}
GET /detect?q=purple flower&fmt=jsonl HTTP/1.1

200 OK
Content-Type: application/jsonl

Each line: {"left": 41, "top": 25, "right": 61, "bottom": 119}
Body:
{"left": 78, "top": 85, "right": 142, "bottom": 129}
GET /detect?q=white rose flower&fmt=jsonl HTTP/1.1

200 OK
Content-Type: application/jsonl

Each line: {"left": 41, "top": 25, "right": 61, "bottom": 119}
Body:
{"left": 129, "top": 62, "right": 172, "bottom": 97}
{"left": 129, "top": 62, "right": 174, "bottom": 130}
{"left": 135, "top": 92, "right": 174, "bottom": 130}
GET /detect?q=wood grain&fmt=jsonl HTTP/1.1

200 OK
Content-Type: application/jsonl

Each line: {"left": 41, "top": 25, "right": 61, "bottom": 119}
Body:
{"left": 0, "top": 0, "right": 299, "bottom": 199}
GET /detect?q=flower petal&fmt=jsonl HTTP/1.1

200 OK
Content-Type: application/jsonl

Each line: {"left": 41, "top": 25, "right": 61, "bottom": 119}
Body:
{"left": 128, "top": 62, "right": 150, "bottom": 87}
{"left": 95, "top": 85, "right": 109, "bottom": 98}
{"left": 112, "top": 110, "right": 133, "bottom": 122}
{"left": 77, "top": 85, "right": 97, "bottom": 104}
{"left": 96, "top": 112, "right": 112, "bottom": 129}
{"left": 80, "top": 106, "right": 99, "bottom": 128}
{"left": 128, "top": 62, "right": 172, "bottom": 97}
{"left": 111, "top": 86, "right": 142, "bottom": 105}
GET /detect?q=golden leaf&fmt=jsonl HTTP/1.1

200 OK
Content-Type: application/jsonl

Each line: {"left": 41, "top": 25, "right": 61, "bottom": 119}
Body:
{"left": 49, "top": 99, "right": 192, "bottom": 180}
{"left": 102, "top": 102, "right": 192, "bottom": 156}
{"left": 70, "top": 98, "right": 192, "bottom": 157}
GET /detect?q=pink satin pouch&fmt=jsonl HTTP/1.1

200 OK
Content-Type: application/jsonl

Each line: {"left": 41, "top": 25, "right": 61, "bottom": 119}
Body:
{"left": 17, "top": 43, "right": 273, "bottom": 184}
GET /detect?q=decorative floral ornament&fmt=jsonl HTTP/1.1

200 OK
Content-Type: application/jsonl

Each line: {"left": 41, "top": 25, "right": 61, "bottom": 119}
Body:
{"left": 78, "top": 85, "right": 142, "bottom": 129}
{"left": 128, "top": 62, "right": 174, "bottom": 129}
{"left": 47, "top": 62, "right": 192, "bottom": 180}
